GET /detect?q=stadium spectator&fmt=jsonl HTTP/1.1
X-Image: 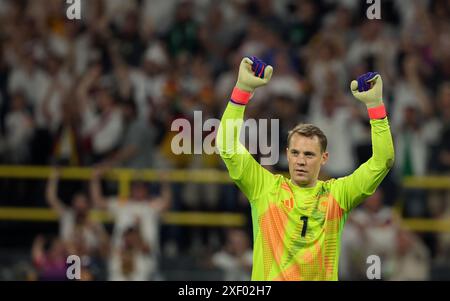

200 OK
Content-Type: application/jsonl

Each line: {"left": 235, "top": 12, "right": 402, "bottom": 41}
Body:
{"left": 46, "top": 169, "right": 109, "bottom": 259}
{"left": 109, "top": 224, "right": 156, "bottom": 281}
{"left": 389, "top": 229, "right": 431, "bottom": 280}
{"left": 308, "top": 91, "right": 357, "bottom": 178}
{"left": 211, "top": 228, "right": 253, "bottom": 281}
{"left": 340, "top": 189, "right": 400, "bottom": 280}
{"left": 31, "top": 234, "right": 67, "bottom": 281}
{"left": 50, "top": 94, "right": 85, "bottom": 166}
{"left": 77, "top": 65, "right": 124, "bottom": 164}
{"left": 97, "top": 99, "right": 156, "bottom": 169}
{"left": 4, "top": 92, "right": 34, "bottom": 164}
{"left": 90, "top": 168, "right": 172, "bottom": 278}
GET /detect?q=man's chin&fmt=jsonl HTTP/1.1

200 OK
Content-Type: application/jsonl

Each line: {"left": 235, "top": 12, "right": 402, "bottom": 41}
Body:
{"left": 292, "top": 176, "right": 310, "bottom": 187}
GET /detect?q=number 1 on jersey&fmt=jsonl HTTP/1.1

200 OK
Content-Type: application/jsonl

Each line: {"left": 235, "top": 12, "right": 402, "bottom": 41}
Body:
{"left": 300, "top": 216, "right": 308, "bottom": 237}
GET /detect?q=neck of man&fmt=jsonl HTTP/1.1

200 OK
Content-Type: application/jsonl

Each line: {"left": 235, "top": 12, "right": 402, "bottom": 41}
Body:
{"left": 291, "top": 178, "right": 317, "bottom": 188}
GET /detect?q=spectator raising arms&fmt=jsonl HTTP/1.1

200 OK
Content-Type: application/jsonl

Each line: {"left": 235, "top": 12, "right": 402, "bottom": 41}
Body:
{"left": 46, "top": 168, "right": 109, "bottom": 261}
{"left": 90, "top": 168, "right": 171, "bottom": 280}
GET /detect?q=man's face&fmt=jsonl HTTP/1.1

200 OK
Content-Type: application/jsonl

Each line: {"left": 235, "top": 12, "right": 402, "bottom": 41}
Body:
{"left": 72, "top": 193, "right": 89, "bottom": 215}
{"left": 287, "top": 134, "right": 328, "bottom": 187}
{"left": 131, "top": 182, "right": 149, "bottom": 201}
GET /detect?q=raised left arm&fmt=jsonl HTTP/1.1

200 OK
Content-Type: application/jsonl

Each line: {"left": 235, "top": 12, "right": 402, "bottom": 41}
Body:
{"left": 332, "top": 73, "right": 395, "bottom": 211}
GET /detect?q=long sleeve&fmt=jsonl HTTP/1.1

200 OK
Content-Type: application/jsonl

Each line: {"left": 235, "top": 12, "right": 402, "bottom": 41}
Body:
{"left": 331, "top": 117, "right": 395, "bottom": 212}
{"left": 216, "top": 102, "right": 276, "bottom": 202}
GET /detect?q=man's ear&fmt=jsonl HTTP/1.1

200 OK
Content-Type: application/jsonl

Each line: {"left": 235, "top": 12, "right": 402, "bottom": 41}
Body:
{"left": 286, "top": 147, "right": 289, "bottom": 159}
{"left": 321, "top": 152, "right": 329, "bottom": 166}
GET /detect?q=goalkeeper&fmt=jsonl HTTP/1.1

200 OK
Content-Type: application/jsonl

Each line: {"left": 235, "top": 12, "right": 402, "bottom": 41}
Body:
{"left": 216, "top": 56, "right": 395, "bottom": 281}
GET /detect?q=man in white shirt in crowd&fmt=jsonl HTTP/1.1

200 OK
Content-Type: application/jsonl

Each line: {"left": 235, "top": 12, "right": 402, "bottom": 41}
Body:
{"left": 90, "top": 168, "right": 171, "bottom": 280}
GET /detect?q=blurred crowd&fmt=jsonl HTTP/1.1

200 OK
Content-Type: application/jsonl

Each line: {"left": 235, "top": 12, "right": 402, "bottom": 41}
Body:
{"left": 0, "top": 0, "right": 449, "bottom": 280}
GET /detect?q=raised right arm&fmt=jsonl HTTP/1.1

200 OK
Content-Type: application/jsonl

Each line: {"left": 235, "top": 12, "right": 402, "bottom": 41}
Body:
{"left": 216, "top": 57, "right": 276, "bottom": 201}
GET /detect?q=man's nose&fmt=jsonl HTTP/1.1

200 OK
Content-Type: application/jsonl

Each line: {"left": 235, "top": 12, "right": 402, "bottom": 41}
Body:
{"left": 296, "top": 155, "right": 306, "bottom": 166}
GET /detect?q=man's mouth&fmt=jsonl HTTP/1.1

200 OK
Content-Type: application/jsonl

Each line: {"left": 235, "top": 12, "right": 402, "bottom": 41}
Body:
{"left": 295, "top": 169, "right": 307, "bottom": 175}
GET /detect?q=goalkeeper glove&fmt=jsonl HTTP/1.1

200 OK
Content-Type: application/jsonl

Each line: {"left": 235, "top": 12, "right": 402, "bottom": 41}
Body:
{"left": 351, "top": 72, "right": 386, "bottom": 119}
{"left": 231, "top": 56, "right": 273, "bottom": 105}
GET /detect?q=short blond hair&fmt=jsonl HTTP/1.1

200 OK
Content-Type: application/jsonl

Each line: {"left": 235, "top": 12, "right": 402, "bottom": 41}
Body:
{"left": 287, "top": 124, "right": 327, "bottom": 153}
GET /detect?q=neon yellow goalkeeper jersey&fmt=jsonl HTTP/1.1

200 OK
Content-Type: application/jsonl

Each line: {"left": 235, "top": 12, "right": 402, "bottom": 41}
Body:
{"left": 216, "top": 102, "right": 394, "bottom": 281}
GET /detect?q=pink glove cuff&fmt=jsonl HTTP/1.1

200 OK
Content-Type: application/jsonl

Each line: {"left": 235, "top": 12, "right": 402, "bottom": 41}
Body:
{"left": 230, "top": 87, "right": 252, "bottom": 105}
{"left": 368, "top": 104, "right": 387, "bottom": 119}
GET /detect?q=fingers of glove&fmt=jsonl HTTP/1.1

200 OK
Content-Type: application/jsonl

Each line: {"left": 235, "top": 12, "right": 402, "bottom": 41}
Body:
{"left": 357, "top": 75, "right": 368, "bottom": 92}
{"left": 263, "top": 65, "right": 273, "bottom": 82}
{"left": 367, "top": 74, "right": 381, "bottom": 88}
{"left": 367, "top": 73, "right": 380, "bottom": 82}
{"left": 252, "top": 59, "right": 261, "bottom": 74}
{"left": 242, "top": 57, "right": 254, "bottom": 73}
{"left": 252, "top": 56, "right": 270, "bottom": 79}
{"left": 350, "top": 80, "right": 359, "bottom": 92}
{"left": 250, "top": 56, "right": 262, "bottom": 65}
{"left": 257, "top": 63, "right": 267, "bottom": 78}
{"left": 243, "top": 57, "right": 254, "bottom": 66}
{"left": 357, "top": 72, "right": 379, "bottom": 92}
{"left": 251, "top": 61, "right": 259, "bottom": 73}
{"left": 350, "top": 80, "right": 364, "bottom": 100}
{"left": 244, "top": 56, "right": 272, "bottom": 80}
{"left": 249, "top": 56, "right": 259, "bottom": 70}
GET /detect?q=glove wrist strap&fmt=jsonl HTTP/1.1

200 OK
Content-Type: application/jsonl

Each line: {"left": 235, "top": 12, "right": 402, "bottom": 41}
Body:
{"left": 367, "top": 104, "right": 386, "bottom": 119}
{"left": 230, "top": 87, "right": 252, "bottom": 105}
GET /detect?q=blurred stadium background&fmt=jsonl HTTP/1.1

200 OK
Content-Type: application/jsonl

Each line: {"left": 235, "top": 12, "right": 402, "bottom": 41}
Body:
{"left": 0, "top": 0, "right": 449, "bottom": 281}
